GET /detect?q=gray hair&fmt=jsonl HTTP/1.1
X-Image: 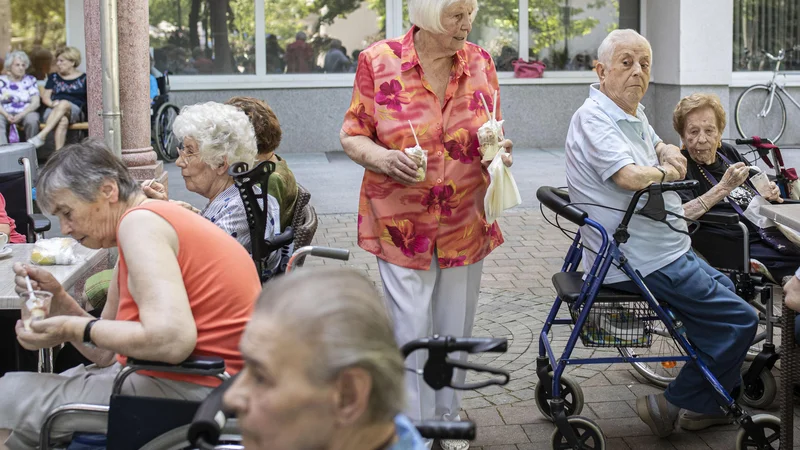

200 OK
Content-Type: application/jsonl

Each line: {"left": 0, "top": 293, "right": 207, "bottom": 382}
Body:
{"left": 409, "top": 0, "right": 478, "bottom": 34}
{"left": 255, "top": 267, "right": 405, "bottom": 423}
{"left": 296, "top": 31, "right": 307, "bottom": 41}
{"left": 597, "top": 29, "right": 651, "bottom": 66}
{"left": 172, "top": 102, "right": 257, "bottom": 168}
{"left": 5, "top": 51, "right": 31, "bottom": 70}
{"left": 36, "top": 138, "right": 140, "bottom": 213}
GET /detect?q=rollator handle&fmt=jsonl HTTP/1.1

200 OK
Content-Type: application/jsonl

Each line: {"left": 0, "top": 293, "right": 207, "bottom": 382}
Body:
{"left": 401, "top": 335, "right": 507, "bottom": 358}
{"left": 446, "top": 359, "right": 511, "bottom": 390}
{"left": 414, "top": 421, "right": 476, "bottom": 440}
{"left": 658, "top": 180, "right": 699, "bottom": 193}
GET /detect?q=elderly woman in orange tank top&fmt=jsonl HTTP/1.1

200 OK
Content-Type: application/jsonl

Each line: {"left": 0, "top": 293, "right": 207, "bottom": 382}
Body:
{"left": 339, "top": 1, "right": 512, "bottom": 449}
{"left": 2, "top": 139, "right": 261, "bottom": 449}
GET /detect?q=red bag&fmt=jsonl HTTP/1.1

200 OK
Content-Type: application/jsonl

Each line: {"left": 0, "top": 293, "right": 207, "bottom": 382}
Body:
{"left": 512, "top": 59, "right": 546, "bottom": 78}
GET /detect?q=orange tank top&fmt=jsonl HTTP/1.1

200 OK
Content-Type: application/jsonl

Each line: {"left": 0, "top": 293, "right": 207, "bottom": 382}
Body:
{"left": 115, "top": 201, "right": 261, "bottom": 387}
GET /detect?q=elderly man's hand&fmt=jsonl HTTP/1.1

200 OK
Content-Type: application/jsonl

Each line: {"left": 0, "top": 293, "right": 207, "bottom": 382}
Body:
{"left": 142, "top": 180, "right": 168, "bottom": 201}
{"left": 659, "top": 144, "right": 687, "bottom": 180}
{"left": 784, "top": 275, "right": 800, "bottom": 312}
{"left": 15, "top": 316, "right": 86, "bottom": 351}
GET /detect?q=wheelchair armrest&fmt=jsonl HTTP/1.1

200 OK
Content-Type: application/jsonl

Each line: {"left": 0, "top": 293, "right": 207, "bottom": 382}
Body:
{"left": 127, "top": 355, "right": 226, "bottom": 372}
{"left": 264, "top": 227, "right": 294, "bottom": 252}
{"left": 698, "top": 211, "right": 740, "bottom": 225}
{"left": 30, "top": 213, "right": 51, "bottom": 233}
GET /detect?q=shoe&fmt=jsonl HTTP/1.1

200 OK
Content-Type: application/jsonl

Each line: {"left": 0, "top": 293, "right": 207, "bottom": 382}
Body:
{"left": 636, "top": 393, "right": 679, "bottom": 438}
{"left": 678, "top": 410, "right": 733, "bottom": 431}
{"left": 439, "top": 439, "right": 469, "bottom": 450}
{"left": 27, "top": 135, "right": 44, "bottom": 148}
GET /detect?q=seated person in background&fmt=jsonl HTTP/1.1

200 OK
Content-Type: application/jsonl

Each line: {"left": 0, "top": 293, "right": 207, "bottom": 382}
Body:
{"left": 0, "top": 51, "right": 41, "bottom": 144}
{"left": 142, "top": 102, "right": 282, "bottom": 264}
{"left": 27, "top": 47, "right": 87, "bottom": 151}
{"left": 673, "top": 93, "right": 800, "bottom": 282}
{"left": 226, "top": 96, "right": 298, "bottom": 232}
{"left": 224, "top": 266, "right": 427, "bottom": 450}
{"left": 1, "top": 139, "right": 261, "bottom": 449}
{"left": 0, "top": 192, "right": 26, "bottom": 243}
{"left": 565, "top": 29, "right": 758, "bottom": 437}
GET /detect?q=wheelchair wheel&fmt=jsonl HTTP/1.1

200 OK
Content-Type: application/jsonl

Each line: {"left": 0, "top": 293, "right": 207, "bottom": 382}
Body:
{"left": 550, "top": 416, "right": 605, "bottom": 450}
{"left": 619, "top": 326, "right": 684, "bottom": 388}
{"left": 739, "top": 364, "right": 777, "bottom": 409}
{"left": 153, "top": 103, "right": 180, "bottom": 162}
{"left": 139, "top": 422, "right": 243, "bottom": 450}
{"left": 535, "top": 373, "right": 584, "bottom": 419}
{"left": 735, "top": 414, "right": 780, "bottom": 450}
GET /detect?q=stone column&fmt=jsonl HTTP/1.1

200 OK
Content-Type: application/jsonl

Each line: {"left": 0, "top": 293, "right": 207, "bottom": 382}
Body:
{"left": 83, "top": 0, "right": 103, "bottom": 139}
{"left": 115, "top": 0, "right": 166, "bottom": 188}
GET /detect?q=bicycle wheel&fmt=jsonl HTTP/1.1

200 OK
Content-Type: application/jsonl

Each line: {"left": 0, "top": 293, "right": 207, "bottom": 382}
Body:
{"left": 619, "top": 326, "right": 684, "bottom": 388}
{"left": 735, "top": 85, "right": 787, "bottom": 143}
{"left": 154, "top": 103, "right": 180, "bottom": 162}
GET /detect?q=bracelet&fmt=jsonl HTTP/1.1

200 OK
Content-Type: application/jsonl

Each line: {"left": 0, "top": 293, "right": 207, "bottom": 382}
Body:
{"left": 697, "top": 196, "right": 710, "bottom": 212}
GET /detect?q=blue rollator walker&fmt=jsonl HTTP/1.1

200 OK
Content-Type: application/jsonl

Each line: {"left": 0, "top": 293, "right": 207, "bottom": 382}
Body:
{"left": 535, "top": 181, "right": 781, "bottom": 450}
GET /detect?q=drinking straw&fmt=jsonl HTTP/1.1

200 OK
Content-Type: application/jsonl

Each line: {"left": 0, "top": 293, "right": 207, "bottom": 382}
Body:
{"left": 493, "top": 90, "right": 498, "bottom": 121}
{"left": 479, "top": 92, "right": 492, "bottom": 120}
{"left": 407, "top": 120, "right": 420, "bottom": 148}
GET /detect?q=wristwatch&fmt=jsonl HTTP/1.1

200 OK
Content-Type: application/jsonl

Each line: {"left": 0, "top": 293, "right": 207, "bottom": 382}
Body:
{"left": 654, "top": 165, "right": 667, "bottom": 183}
{"left": 83, "top": 319, "right": 100, "bottom": 349}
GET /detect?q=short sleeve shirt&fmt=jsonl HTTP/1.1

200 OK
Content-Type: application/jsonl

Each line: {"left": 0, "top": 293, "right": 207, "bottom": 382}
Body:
{"left": 0, "top": 192, "right": 27, "bottom": 243}
{"left": 342, "top": 26, "right": 504, "bottom": 270}
{"left": 0, "top": 74, "right": 39, "bottom": 115}
{"left": 565, "top": 84, "right": 690, "bottom": 284}
{"left": 45, "top": 73, "right": 87, "bottom": 110}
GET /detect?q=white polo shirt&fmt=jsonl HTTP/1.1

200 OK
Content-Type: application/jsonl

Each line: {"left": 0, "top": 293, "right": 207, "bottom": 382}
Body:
{"left": 565, "top": 84, "right": 690, "bottom": 284}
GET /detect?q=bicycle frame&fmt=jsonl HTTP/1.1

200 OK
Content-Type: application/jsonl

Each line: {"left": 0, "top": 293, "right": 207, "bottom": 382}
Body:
{"left": 756, "top": 52, "right": 800, "bottom": 117}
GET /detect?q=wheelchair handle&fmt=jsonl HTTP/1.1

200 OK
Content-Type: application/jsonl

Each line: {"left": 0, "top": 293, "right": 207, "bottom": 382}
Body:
{"left": 414, "top": 420, "right": 476, "bottom": 440}
{"left": 536, "top": 186, "right": 587, "bottom": 226}
{"left": 188, "top": 375, "right": 238, "bottom": 447}
{"left": 401, "top": 336, "right": 508, "bottom": 358}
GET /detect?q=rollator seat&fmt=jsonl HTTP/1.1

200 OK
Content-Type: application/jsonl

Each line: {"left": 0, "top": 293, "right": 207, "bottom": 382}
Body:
{"left": 552, "top": 271, "right": 644, "bottom": 304}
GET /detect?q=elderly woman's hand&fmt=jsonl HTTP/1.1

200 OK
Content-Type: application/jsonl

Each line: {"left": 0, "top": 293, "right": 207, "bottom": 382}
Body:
{"left": 719, "top": 162, "right": 749, "bottom": 193}
{"left": 500, "top": 139, "right": 513, "bottom": 167}
{"left": 13, "top": 262, "right": 65, "bottom": 300}
{"left": 379, "top": 150, "right": 419, "bottom": 185}
{"left": 764, "top": 181, "right": 784, "bottom": 203}
{"left": 142, "top": 180, "right": 168, "bottom": 201}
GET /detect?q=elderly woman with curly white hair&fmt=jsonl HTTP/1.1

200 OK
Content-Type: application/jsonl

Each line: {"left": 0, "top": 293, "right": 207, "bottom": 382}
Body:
{"left": 144, "top": 102, "right": 281, "bottom": 261}
{"left": 0, "top": 51, "right": 40, "bottom": 144}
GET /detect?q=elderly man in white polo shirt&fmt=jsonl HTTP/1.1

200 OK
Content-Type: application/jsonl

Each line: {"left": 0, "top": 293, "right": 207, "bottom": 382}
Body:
{"left": 565, "top": 29, "right": 758, "bottom": 438}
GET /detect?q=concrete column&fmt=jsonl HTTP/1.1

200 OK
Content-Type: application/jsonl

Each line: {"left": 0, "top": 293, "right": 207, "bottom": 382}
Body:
{"left": 642, "top": 0, "right": 734, "bottom": 145}
{"left": 116, "top": 0, "right": 166, "bottom": 186}
{"left": 83, "top": 0, "right": 103, "bottom": 139}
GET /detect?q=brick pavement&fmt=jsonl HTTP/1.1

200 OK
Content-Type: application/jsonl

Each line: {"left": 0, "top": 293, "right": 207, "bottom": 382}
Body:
{"left": 305, "top": 208, "right": 800, "bottom": 450}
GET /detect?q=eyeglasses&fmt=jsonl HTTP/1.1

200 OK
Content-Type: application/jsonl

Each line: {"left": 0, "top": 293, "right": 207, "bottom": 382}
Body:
{"left": 176, "top": 143, "right": 198, "bottom": 161}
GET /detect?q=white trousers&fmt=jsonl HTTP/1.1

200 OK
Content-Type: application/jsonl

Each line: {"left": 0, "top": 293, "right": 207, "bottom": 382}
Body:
{"left": 377, "top": 257, "right": 483, "bottom": 422}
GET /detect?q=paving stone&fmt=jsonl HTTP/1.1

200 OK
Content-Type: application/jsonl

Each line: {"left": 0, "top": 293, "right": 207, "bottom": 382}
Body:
{"left": 521, "top": 423, "right": 556, "bottom": 443}
{"left": 472, "top": 425, "right": 530, "bottom": 446}
{"left": 485, "top": 393, "right": 519, "bottom": 405}
{"left": 588, "top": 401, "right": 638, "bottom": 419}
{"left": 592, "top": 418, "right": 654, "bottom": 438}
{"left": 696, "top": 430, "right": 740, "bottom": 450}
{"left": 622, "top": 435, "right": 678, "bottom": 449}
{"left": 496, "top": 405, "right": 547, "bottom": 425}
{"left": 466, "top": 407, "right": 505, "bottom": 426}
{"left": 667, "top": 432, "right": 717, "bottom": 450}
{"left": 583, "top": 385, "right": 637, "bottom": 403}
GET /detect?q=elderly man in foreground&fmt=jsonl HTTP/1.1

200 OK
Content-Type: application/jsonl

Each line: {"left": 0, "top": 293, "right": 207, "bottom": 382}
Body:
{"left": 565, "top": 29, "right": 758, "bottom": 437}
{"left": 223, "top": 267, "right": 428, "bottom": 450}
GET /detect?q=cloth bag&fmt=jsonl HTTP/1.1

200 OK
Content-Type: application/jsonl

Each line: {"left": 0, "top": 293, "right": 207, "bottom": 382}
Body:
{"left": 484, "top": 150, "right": 521, "bottom": 224}
{"left": 512, "top": 59, "right": 546, "bottom": 78}
{"left": 8, "top": 124, "right": 19, "bottom": 144}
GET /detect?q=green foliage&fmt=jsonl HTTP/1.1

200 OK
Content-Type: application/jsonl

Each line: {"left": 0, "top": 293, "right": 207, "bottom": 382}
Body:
{"left": 10, "top": 0, "right": 65, "bottom": 51}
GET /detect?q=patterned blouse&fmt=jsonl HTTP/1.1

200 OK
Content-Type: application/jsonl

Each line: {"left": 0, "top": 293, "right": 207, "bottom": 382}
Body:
{"left": 202, "top": 183, "right": 282, "bottom": 273}
{"left": 342, "top": 26, "right": 504, "bottom": 270}
{"left": 0, "top": 74, "right": 39, "bottom": 115}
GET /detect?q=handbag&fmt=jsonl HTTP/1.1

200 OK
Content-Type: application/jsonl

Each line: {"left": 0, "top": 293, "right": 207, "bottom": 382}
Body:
{"left": 512, "top": 59, "right": 546, "bottom": 78}
{"left": 8, "top": 124, "right": 19, "bottom": 144}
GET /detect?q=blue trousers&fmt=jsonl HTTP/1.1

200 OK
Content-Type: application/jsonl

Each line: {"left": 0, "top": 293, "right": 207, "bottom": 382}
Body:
{"left": 612, "top": 251, "right": 759, "bottom": 414}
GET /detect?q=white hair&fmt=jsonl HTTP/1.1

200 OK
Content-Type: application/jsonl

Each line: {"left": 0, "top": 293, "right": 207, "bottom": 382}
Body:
{"left": 5, "top": 51, "right": 31, "bottom": 70}
{"left": 409, "top": 0, "right": 478, "bottom": 34}
{"left": 172, "top": 102, "right": 257, "bottom": 168}
{"left": 255, "top": 267, "right": 406, "bottom": 423}
{"left": 597, "top": 29, "right": 651, "bottom": 66}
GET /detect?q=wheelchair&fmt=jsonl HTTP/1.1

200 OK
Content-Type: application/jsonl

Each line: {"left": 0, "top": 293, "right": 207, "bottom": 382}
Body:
{"left": 535, "top": 181, "right": 780, "bottom": 450}
{"left": 150, "top": 71, "right": 180, "bottom": 163}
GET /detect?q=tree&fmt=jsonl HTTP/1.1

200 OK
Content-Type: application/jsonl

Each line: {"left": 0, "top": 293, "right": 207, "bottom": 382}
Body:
{"left": 10, "top": 0, "right": 65, "bottom": 52}
{"left": 0, "top": 0, "right": 10, "bottom": 58}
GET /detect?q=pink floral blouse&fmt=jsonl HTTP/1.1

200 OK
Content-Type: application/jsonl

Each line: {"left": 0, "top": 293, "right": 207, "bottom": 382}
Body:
{"left": 342, "top": 27, "right": 504, "bottom": 270}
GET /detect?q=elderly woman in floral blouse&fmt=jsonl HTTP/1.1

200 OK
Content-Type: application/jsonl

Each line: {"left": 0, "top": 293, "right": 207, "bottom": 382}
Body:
{"left": 0, "top": 51, "right": 41, "bottom": 144}
{"left": 339, "top": 1, "right": 511, "bottom": 449}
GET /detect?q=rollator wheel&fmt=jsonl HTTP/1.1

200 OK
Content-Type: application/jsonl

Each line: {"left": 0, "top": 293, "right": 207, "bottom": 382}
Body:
{"left": 535, "top": 373, "right": 584, "bottom": 419}
{"left": 735, "top": 414, "right": 780, "bottom": 450}
{"left": 550, "top": 416, "right": 606, "bottom": 450}
{"left": 739, "top": 364, "right": 778, "bottom": 409}
{"left": 619, "top": 326, "right": 684, "bottom": 388}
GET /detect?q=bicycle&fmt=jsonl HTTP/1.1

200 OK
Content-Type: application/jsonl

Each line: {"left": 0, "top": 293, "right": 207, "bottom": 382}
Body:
{"left": 735, "top": 46, "right": 800, "bottom": 144}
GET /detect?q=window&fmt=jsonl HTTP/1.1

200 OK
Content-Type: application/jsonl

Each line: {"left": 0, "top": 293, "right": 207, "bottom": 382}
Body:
{"left": 3, "top": 0, "right": 66, "bottom": 80}
{"left": 263, "top": 0, "right": 386, "bottom": 74}
{"left": 529, "top": 0, "right": 638, "bottom": 72}
{"left": 733, "top": 0, "right": 800, "bottom": 72}
{"left": 149, "top": 0, "right": 256, "bottom": 75}
{"left": 471, "top": 3, "right": 519, "bottom": 72}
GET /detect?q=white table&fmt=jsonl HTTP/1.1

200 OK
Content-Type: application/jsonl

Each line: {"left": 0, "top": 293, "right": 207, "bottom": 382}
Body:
{"left": 761, "top": 204, "right": 800, "bottom": 232}
{"left": 0, "top": 244, "right": 108, "bottom": 372}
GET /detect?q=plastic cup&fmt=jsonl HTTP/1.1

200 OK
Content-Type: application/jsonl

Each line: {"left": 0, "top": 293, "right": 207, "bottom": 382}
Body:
{"left": 404, "top": 146, "right": 428, "bottom": 182}
{"left": 19, "top": 291, "right": 52, "bottom": 331}
{"left": 750, "top": 171, "right": 772, "bottom": 197}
